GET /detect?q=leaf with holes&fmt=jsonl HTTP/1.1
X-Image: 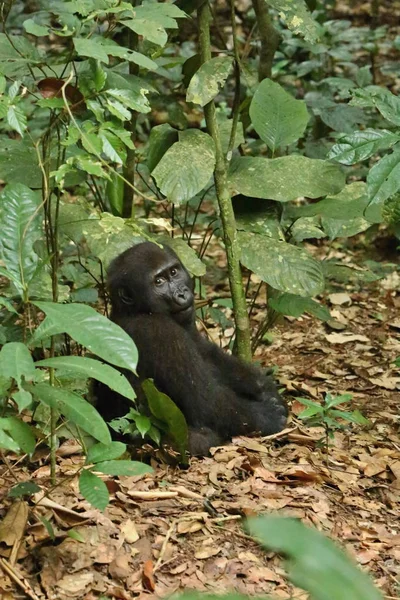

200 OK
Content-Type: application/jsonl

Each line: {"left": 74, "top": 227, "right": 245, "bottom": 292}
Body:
{"left": 239, "top": 232, "right": 324, "bottom": 297}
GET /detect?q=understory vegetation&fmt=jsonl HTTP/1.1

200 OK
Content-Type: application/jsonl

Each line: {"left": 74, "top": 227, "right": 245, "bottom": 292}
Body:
{"left": 0, "top": 0, "right": 398, "bottom": 598}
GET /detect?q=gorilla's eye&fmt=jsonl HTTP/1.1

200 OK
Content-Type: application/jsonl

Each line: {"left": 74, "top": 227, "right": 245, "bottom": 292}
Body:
{"left": 170, "top": 268, "right": 177, "bottom": 276}
{"left": 155, "top": 277, "right": 164, "bottom": 286}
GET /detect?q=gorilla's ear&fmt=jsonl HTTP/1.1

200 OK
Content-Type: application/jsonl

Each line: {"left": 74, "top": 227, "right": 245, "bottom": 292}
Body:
{"left": 118, "top": 287, "right": 135, "bottom": 305}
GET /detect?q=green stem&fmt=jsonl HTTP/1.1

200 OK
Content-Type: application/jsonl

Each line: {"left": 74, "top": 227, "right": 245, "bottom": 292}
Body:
{"left": 197, "top": 2, "right": 251, "bottom": 361}
{"left": 251, "top": 0, "right": 281, "bottom": 81}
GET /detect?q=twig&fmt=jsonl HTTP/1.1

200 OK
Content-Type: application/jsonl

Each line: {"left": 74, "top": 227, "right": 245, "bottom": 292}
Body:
{"left": 0, "top": 558, "right": 43, "bottom": 600}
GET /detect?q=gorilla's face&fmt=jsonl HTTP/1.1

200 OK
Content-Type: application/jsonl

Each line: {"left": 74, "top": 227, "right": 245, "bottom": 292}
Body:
{"left": 108, "top": 242, "right": 195, "bottom": 327}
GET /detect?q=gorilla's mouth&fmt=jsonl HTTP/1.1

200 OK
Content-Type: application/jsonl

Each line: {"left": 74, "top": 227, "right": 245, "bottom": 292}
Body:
{"left": 173, "top": 304, "right": 193, "bottom": 316}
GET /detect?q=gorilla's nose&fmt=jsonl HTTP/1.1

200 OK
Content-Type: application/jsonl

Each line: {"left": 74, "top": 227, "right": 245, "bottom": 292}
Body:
{"left": 175, "top": 289, "right": 189, "bottom": 306}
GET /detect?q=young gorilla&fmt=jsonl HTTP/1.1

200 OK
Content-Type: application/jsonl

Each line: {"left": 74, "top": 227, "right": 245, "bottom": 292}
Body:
{"left": 96, "top": 242, "right": 287, "bottom": 455}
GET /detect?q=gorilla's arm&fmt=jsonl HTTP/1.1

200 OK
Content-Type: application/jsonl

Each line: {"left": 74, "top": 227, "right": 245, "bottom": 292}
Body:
{"left": 195, "top": 334, "right": 279, "bottom": 402}
{"left": 116, "top": 314, "right": 246, "bottom": 435}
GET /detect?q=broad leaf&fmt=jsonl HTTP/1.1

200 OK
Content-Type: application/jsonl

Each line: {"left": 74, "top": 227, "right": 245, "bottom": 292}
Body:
{"left": 0, "top": 33, "right": 41, "bottom": 77}
{"left": 86, "top": 442, "right": 127, "bottom": 464}
{"left": 366, "top": 147, "right": 400, "bottom": 222}
{"left": 0, "top": 342, "right": 35, "bottom": 387}
{"left": 93, "top": 460, "right": 153, "bottom": 476}
{"left": 120, "top": 2, "right": 186, "bottom": 46}
{"left": 233, "top": 196, "right": 284, "bottom": 239}
{"left": 186, "top": 56, "right": 233, "bottom": 106}
{"left": 147, "top": 124, "right": 179, "bottom": 172}
{"left": 269, "top": 293, "right": 330, "bottom": 321}
{"left": 152, "top": 129, "right": 215, "bottom": 204}
{"left": 35, "top": 356, "right": 135, "bottom": 401}
{"left": 32, "top": 303, "right": 138, "bottom": 373}
{"left": 79, "top": 469, "right": 109, "bottom": 511}
{"left": 250, "top": 79, "right": 309, "bottom": 151}
{"left": 0, "top": 139, "right": 42, "bottom": 187}
{"left": 0, "top": 183, "right": 43, "bottom": 297}
{"left": 229, "top": 156, "right": 345, "bottom": 202}
{"left": 30, "top": 383, "right": 111, "bottom": 445}
{"left": 239, "top": 232, "right": 324, "bottom": 297}
{"left": 162, "top": 238, "right": 206, "bottom": 277}
{"left": 142, "top": 379, "right": 188, "bottom": 460}
{"left": 328, "top": 130, "right": 400, "bottom": 165}
{"left": 265, "top": 0, "right": 319, "bottom": 43}
{"left": 0, "top": 417, "right": 35, "bottom": 454}
{"left": 247, "top": 516, "right": 383, "bottom": 600}
{"left": 291, "top": 216, "right": 325, "bottom": 242}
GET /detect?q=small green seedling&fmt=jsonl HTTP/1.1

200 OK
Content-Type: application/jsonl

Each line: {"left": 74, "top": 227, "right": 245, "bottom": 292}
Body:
{"left": 297, "top": 392, "right": 369, "bottom": 460}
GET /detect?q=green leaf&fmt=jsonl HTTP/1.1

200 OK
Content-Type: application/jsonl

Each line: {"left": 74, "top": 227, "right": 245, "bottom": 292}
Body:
{"left": 0, "top": 33, "right": 41, "bottom": 77}
{"left": 152, "top": 129, "right": 215, "bottom": 204}
{"left": 142, "top": 379, "right": 188, "bottom": 460}
{"left": 30, "top": 383, "right": 111, "bottom": 445}
{"left": 0, "top": 342, "right": 36, "bottom": 386}
{"left": 239, "top": 232, "right": 325, "bottom": 297}
{"left": 186, "top": 56, "right": 233, "bottom": 106}
{"left": 269, "top": 293, "right": 330, "bottom": 321}
{"left": 93, "top": 460, "right": 153, "bottom": 476}
{"left": 0, "top": 417, "right": 35, "bottom": 454}
{"left": 73, "top": 37, "right": 109, "bottom": 63}
{"left": 0, "top": 139, "right": 42, "bottom": 187}
{"left": 67, "top": 529, "right": 85, "bottom": 543}
{"left": 291, "top": 216, "right": 325, "bottom": 242}
{"left": 229, "top": 156, "right": 345, "bottom": 202}
{"left": 7, "top": 105, "right": 27, "bottom": 136}
{"left": 79, "top": 469, "right": 109, "bottom": 511}
{"left": 373, "top": 90, "right": 400, "bottom": 126}
{"left": 265, "top": 0, "right": 319, "bottom": 43}
{"left": 35, "top": 356, "right": 135, "bottom": 402}
{"left": 247, "top": 516, "right": 383, "bottom": 600}
{"left": 366, "top": 147, "right": 400, "bottom": 222}
{"left": 328, "top": 130, "right": 400, "bottom": 165}
{"left": 0, "top": 428, "right": 19, "bottom": 452}
{"left": 86, "top": 441, "right": 127, "bottom": 464}
{"left": 162, "top": 237, "right": 206, "bottom": 277}
{"left": 382, "top": 192, "right": 400, "bottom": 225}
{"left": 233, "top": 197, "right": 283, "bottom": 239}
{"left": 120, "top": 2, "right": 186, "bottom": 46}
{"left": 9, "top": 481, "right": 41, "bottom": 497}
{"left": 249, "top": 79, "right": 309, "bottom": 152}
{"left": 0, "top": 183, "right": 42, "bottom": 297}
{"left": 12, "top": 390, "right": 33, "bottom": 413}
{"left": 147, "top": 124, "right": 179, "bottom": 172}
{"left": 23, "top": 19, "right": 49, "bottom": 37}
{"left": 134, "top": 415, "right": 152, "bottom": 437}
{"left": 0, "top": 296, "right": 18, "bottom": 314}
{"left": 321, "top": 216, "right": 371, "bottom": 240}
{"left": 32, "top": 303, "right": 138, "bottom": 374}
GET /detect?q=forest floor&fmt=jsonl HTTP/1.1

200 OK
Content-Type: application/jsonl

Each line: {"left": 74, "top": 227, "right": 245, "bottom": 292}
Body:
{"left": 0, "top": 236, "right": 399, "bottom": 600}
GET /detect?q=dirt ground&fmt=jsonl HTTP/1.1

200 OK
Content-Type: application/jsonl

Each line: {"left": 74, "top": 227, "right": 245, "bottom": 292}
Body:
{"left": 0, "top": 235, "right": 399, "bottom": 600}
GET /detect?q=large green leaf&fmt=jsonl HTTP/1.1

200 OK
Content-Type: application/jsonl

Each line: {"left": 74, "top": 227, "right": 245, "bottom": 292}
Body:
{"left": 0, "top": 34, "right": 41, "bottom": 77}
{"left": 328, "top": 130, "right": 400, "bottom": 165}
{"left": 152, "top": 129, "right": 215, "bottom": 204}
{"left": 239, "top": 232, "right": 324, "bottom": 297}
{"left": 142, "top": 379, "right": 188, "bottom": 460}
{"left": 186, "top": 56, "right": 233, "bottom": 107}
{"left": 233, "top": 196, "right": 283, "bottom": 239}
{"left": 35, "top": 356, "right": 135, "bottom": 402}
{"left": 79, "top": 469, "right": 109, "bottom": 511}
{"left": 0, "top": 342, "right": 35, "bottom": 387}
{"left": 265, "top": 0, "right": 319, "bottom": 43}
{"left": 229, "top": 156, "right": 345, "bottom": 202}
{"left": 269, "top": 292, "right": 330, "bottom": 321}
{"left": 0, "top": 184, "right": 43, "bottom": 298}
{"left": 366, "top": 147, "right": 400, "bottom": 222}
{"left": 247, "top": 516, "right": 383, "bottom": 600}
{"left": 0, "top": 139, "right": 41, "bottom": 186}
{"left": 93, "top": 460, "right": 153, "bottom": 476}
{"left": 249, "top": 79, "right": 309, "bottom": 152}
{"left": 120, "top": 2, "right": 186, "bottom": 46}
{"left": 0, "top": 417, "right": 36, "bottom": 454}
{"left": 30, "top": 383, "right": 111, "bottom": 445}
{"left": 162, "top": 238, "right": 206, "bottom": 277}
{"left": 147, "top": 124, "right": 179, "bottom": 172}
{"left": 291, "top": 216, "right": 325, "bottom": 242}
{"left": 321, "top": 215, "right": 371, "bottom": 240}
{"left": 32, "top": 303, "right": 138, "bottom": 373}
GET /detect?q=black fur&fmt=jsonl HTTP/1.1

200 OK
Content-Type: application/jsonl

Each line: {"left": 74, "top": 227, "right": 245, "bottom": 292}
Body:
{"left": 95, "top": 242, "right": 287, "bottom": 455}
